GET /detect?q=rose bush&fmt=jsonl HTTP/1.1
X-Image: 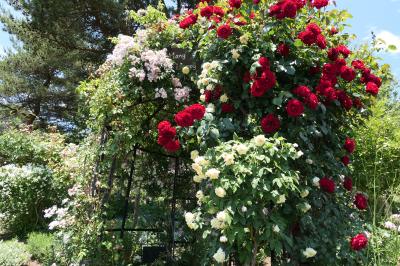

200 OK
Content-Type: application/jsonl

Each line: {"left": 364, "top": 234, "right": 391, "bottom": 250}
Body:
{"left": 48, "top": 1, "right": 392, "bottom": 264}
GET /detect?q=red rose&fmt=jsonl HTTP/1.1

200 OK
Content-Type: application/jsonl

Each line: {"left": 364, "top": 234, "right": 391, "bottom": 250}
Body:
{"left": 221, "top": 103, "right": 235, "bottom": 113}
{"left": 298, "top": 30, "right": 316, "bottom": 45}
{"left": 352, "top": 60, "right": 365, "bottom": 70}
{"left": 213, "top": 6, "right": 225, "bottom": 17}
{"left": 229, "top": 0, "right": 242, "bottom": 8}
{"left": 164, "top": 139, "right": 180, "bottom": 153}
{"left": 340, "top": 95, "right": 353, "bottom": 111}
{"left": 306, "top": 93, "right": 319, "bottom": 110}
{"left": 344, "top": 137, "right": 356, "bottom": 154}
{"left": 277, "top": 43, "right": 290, "bottom": 57}
{"left": 319, "top": 177, "right": 335, "bottom": 193}
{"left": 294, "top": 0, "right": 306, "bottom": 8}
{"left": 250, "top": 11, "right": 256, "bottom": 19}
{"left": 340, "top": 66, "right": 356, "bottom": 82}
{"left": 342, "top": 155, "right": 350, "bottom": 166}
{"left": 174, "top": 110, "right": 194, "bottom": 127}
{"left": 261, "top": 69, "right": 277, "bottom": 88}
{"left": 309, "top": 66, "right": 321, "bottom": 75}
{"left": 330, "top": 27, "right": 338, "bottom": 35}
{"left": 366, "top": 82, "right": 379, "bottom": 96}
{"left": 311, "top": 0, "right": 329, "bottom": 9}
{"left": 187, "top": 104, "right": 206, "bottom": 120}
{"left": 269, "top": 3, "right": 281, "bottom": 17}
{"left": 258, "top": 57, "right": 270, "bottom": 69}
{"left": 204, "top": 90, "right": 212, "bottom": 103}
{"left": 217, "top": 24, "right": 233, "bottom": 39}
{"left": 350, "top": 234, "right": 368, "bottom": 251}
{"left": 282, "top": 0, "right": 298, "bottom": 18}
{"left": 286, "top": 99, "right": 304, "bottom": 117}
{"left": 328, "top": 48, "right": 339, "bottom": 61}
{"left": 157, "top": 121, "right": 176, "bottom": 140}
{"left": 343, "top": 177, "right": 353, "bottom": 191}
{"left": 306, "top": 23, "right": 322, "bottom": 35}
{"left": 253, "top": 0, "right": 261, "bottom": 4}
{"left": 323, "top": 87, "right": 337, "bottom": 102}
{"left": 354, "top": 193, "right": 368, "bottom": 210}
{"left": 158, "top": 120, "right": 172, "bottom": 132}
{"left": 337, "top": 45, "right": 351, "bottom": 58}
{"left": 250, "top": 78, "right": 268, "bottom": 97}
{"left": 179, "top": 14, "right": 197, "bottom": 29}
{"left": 200, "top": 6, "right": 213, "bottom": 18}
{"left": 316, "top": 34, "right": 327, "bottom": 49}
{"left": 323, "top": 63, "right": 339, "bottom": 76}
{"left": 261, "top": 114, "right": 281, "bottom": 134}
{"left": 292, "top": 85, "right": 311, "bottom": 98}
{"left": 353, "top": 97, "right": 363, "bottom": 109}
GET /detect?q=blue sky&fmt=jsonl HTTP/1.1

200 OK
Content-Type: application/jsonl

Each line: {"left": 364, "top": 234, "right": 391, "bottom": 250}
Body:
{"left": 1, "top": 0, "right": 400, "bottom": 80}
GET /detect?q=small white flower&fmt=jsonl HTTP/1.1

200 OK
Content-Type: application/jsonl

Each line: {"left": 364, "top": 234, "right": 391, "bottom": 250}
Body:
{"left": 184, "top": 212, "right": 198, "bottom": 230}
{"left": 219, "top": 235, "right": 228, "bottom": 243}
{"left": 239, "top": 34, "right": 249, "bottom": 45}
{"left": 384, "top": 221, "right": 397, "bottom": 230}
{"left": 213, "top": 248, "right": 226, "bottom": 263}
{"left": 215, "top": 187, "right": 226, "bottom": 198}
{"left": 277, "top": 194, "right": 286, "bottom": 204}
{"left": 241, "top": 206, "right": 247, "bottom": 212}
{"left": 253, "top": 135, "right": 267, "bottom": 146}
{"left": 220, "top": 94, "right": 229, "bottom": 103}
{"left": 300, "top": 189, "right": 309, "bottom": 198}
{"left": 203, "top": 62, "right": 211, "bottom": 70}
{"left": 312, "top": 177, "right": 320, "bottom": 187}
{"left": 193, "top": 175, "right": 202, "bottom": 183}
{"left": 191, "top": 150, "right": 199, "bottom": 161}
{"left": 200, "top": 94, "right": 206, "bottom": 102}
{"left": 306, "top": 159, "right": 313, "bottom": 165}
{"left": 207, "top": 103, "right": 215, "bottom": 113}
{"left": 235, "top": 144, "right": 249, "bottom": 155}
{"left": 182, "top": 66, "right": 190, "bottom": 74}
{"left": 303, "top": 248, "right": 317, "bottom": 258}
{"left": 232, "top": 49, "right": 240, "bottom": 60}
{"left": 192, "top": 163, "right": 203, "bottom": 176}
{"left": 196, "top": 190, "right": 204, "bottom": 201}
{"left": 273, "top": 225, "right": 280, "bottom": 233}
{"left": 300, "top": 203, "right": 311, "bottom": 213}
{"left": 206, "top": 168, "right": 220, "bottom": 180}
{"left": 222, "top": 153, "right": 235, "bottom": 166}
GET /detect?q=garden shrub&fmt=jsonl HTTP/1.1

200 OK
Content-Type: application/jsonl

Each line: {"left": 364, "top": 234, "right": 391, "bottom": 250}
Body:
{"left": 0, "top": 128, "right": 64, "bottom": 166}
{"left": 26, "top": 232, "right": 55, "bottom": 264}
{"left": 0, "top": 164, "right": 59, "bottom": 236}
{"left": 0, "top": 239, "right": 31, "bottom": 266}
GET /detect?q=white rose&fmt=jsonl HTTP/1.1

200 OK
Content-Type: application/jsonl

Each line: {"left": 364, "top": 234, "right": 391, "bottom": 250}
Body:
{"left": 231, "top": 49, "right": 240, "bottom": 60}
{"left": 312, "top": 177, "right": 320, "bottom": 187}
{"left": 303, "top": 248, "right": 317, "bottom": 258}
{"left": 182, "top": 66, "right": 190, "bottom": 74}
{"left": 300, "top": 189, "right": 309, "bottom": 198}
{"left": 196, "top": 190, "right": 204, "bottom": 200}
{"left": 222, "top": 153, "right": 235, "bottom": 166}
{"left": 203, "top": 62, "right": 211, "bottom": 70}
{"left": 220, "top": 94, "right": 229, "bottom": 103}
{"left": 191, "top": 150, "right": 199, "bottom": 161}
{"left": 206, "top": 103, "right": 215, "bottom": 113}
{"left": 241, "top": 206, "right": 247, "bottom": 212}
{"left": 200, "top": 94, "right": 206, "bottom": 102}
{"left": 213, "top": 248, "right": 226, "bottom": 263}
{"left": 192, "top": 163, "right": 203, "bottom": 176}
{"left": 215, "top": 187, "right": 226, "bottom": 198}
{"left": 253, "top": 135, "right": 267, "bottom": 146}
{"left": 193, "top": 175, "right": 202, "bottom": 183}
{"left": 276, "top": 194, "right": 286, "bottom": 204}
{"left": 239, "top": 34, "right": 249, "bottom": 45}
{"left": 300, "top": 203, "right": 311, "bottom": 213}
{"left": 211, "top": 218, "right": 222, "bottom": 229}
{"left": 273, "top": 225, "right": 280, "bottom": 233}
{"left": 206, "top": 84, "right": 214, "bottom": 91}
{"left": 216, "top": 210, "right": 228, "bottom": 222}
{"left": 306, "top": 159, "right": 313, "bottom": 165}
{"left": 206, "top": 168, "right": 220, "bottom": 180}
{"left": 235, "top": 144, "right": 249, "bottom": 155}
{"left": 219, "top": 235, "right": 228, "bottom": 243}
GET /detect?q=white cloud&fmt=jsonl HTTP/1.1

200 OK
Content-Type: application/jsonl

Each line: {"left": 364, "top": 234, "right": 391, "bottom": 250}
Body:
{"left": 376, "top": 30, "right": 400, "bottom": 53}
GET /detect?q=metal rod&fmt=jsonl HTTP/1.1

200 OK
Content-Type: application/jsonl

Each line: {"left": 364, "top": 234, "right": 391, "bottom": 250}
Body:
{"left": 120, "top": 146, "right": 138, "bottom": 238}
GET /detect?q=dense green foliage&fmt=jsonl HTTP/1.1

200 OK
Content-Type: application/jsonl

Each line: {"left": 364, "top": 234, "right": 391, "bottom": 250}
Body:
{"left": 0, "top": 239, "right": 31, "bottom": 266}
{"left": 26, "top": 232, "right": 55, "bottom": 264}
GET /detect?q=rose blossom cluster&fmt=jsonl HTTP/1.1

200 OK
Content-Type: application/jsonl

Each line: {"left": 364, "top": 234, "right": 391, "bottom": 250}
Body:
{"left": 298, "top": 23, "right": 327, "bottom": 49}
{"left": 249, "top": 57, "right": 277, "bottom": 97}
{"left": 269, "top": 0, "right": 306, "bottom": 19}
{"left": 157, "top": 104, "right": 206, "bottom": 152}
